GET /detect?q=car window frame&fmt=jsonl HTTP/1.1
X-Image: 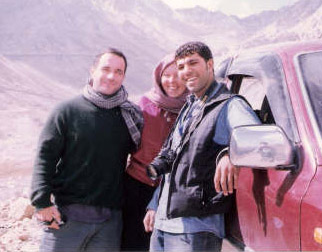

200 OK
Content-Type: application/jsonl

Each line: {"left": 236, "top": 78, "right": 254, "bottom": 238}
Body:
{"left": 224, "top": 52, "right": 300, "bottom": 143}
{"left": 294, "top": 50, "right": 322, "bottom": 151}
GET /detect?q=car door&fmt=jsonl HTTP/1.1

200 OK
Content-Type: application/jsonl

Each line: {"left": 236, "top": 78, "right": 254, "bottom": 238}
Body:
{"left": 293, "top": 49, "right": 322, "bottom": 251}
{"left": 222, "top": 51, "right": 315, "bottom": 251}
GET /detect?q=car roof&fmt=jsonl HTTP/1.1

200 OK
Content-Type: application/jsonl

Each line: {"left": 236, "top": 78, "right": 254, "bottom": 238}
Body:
{"left": 238, "top": 40, "right": 322, "bottom": 59}
{"left": 216, "top": 40, "right": 322, "bottom": 79}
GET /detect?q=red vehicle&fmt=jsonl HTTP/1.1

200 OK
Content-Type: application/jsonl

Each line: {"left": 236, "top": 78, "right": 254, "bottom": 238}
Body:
{"left": 216, "top": 41, "right": 322, "bottom": 251}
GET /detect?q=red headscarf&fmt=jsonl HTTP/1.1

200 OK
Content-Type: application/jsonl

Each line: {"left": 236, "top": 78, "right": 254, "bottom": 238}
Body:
{"left": 145, "top": 54, "right": 189, "bottom": 114}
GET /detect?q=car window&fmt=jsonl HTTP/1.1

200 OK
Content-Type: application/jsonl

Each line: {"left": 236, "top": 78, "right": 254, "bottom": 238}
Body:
{"left": 227, "top": 75, "right": 275, "bottom": 124}
{"left": 238, "top": 77, "right": 265, "bottom": 110}
{"left": 297, "top": 51, "right": 322, "bottom": 140}
{"left": 225, "top": 53, "right": 299, "bottom": 142}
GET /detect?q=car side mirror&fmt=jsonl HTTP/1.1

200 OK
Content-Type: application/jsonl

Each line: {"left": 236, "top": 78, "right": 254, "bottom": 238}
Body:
{"left": 229, "top": 125, "right": 296, "bottom": 170}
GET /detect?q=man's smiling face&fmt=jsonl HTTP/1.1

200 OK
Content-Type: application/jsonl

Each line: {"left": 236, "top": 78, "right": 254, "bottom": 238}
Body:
{"left": 176, "top": 53, "right": 213, "bottom": 98}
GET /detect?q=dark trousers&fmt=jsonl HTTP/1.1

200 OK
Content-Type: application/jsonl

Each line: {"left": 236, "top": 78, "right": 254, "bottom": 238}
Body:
{"left": 121, "top": 173, "right": 156, "bottom": 251}
{"left": 40, "top": 210, "right": 122, "bottom": 252}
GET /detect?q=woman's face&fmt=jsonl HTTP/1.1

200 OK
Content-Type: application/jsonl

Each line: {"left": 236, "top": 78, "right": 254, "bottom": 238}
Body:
{"left": 161, "top": 63, "right": 186, "bottom": 98}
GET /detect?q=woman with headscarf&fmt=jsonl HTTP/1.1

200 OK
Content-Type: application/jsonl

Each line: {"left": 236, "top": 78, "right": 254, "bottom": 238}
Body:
{"left": 121, "top": 54, "right": 188, "bottom": 251}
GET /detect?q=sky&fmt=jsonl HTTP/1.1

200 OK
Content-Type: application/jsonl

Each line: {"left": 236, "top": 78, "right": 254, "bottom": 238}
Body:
{"left": 161, "top": 0, "right": 300, "bottom": 17}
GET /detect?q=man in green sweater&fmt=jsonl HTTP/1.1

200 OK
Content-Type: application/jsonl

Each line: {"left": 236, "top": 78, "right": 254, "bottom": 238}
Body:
{"left": 30, "top": 48, "right": 143, "bottom": 252}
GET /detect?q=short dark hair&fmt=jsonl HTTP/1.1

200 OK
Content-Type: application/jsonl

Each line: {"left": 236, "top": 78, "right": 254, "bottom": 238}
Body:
{"left": 175, "top": 41, "right": 213, "bottom": 62}
{"left": 93, "top": 48, "right": 127, "bottom": 73}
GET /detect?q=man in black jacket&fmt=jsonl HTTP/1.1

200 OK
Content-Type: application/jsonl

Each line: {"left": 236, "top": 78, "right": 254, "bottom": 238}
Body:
{"left": 30, "top": 48, "right": 143, "bottom": 252}
{"left": 144, "top": 41, "right": 260, "bottom": 252}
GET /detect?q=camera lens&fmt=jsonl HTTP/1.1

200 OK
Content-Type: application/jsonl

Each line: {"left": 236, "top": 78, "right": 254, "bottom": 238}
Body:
{"left": 147, "top": 164, "right": 159, "bottom": 180}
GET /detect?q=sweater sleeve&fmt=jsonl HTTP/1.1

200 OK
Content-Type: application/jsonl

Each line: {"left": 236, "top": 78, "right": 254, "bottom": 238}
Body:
{"left": 30, "top": 105, "right": 66, "bottom": 209}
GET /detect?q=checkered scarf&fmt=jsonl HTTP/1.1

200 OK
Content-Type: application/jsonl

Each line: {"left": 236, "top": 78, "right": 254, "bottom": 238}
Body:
{"left": 83, "top": 84, "right": 143, "bottom": 149}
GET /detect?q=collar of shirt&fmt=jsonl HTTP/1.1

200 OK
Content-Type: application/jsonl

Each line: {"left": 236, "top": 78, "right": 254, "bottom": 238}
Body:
{"left": 177, "top": 81, "right": 217, "bottom": 135}
{"left": 172, "top": 80, "right": 223, "bottom": 149}
{"left": 185, "top": 80, "right": 221, "bottom": 104}
{"left": 201, "top": 80, "right": 222, "bottom": 101}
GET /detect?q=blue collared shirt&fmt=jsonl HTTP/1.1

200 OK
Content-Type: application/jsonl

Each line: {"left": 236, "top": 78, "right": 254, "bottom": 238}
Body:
{"left": 149, "top": 82, "right": 260, "bottom": 237}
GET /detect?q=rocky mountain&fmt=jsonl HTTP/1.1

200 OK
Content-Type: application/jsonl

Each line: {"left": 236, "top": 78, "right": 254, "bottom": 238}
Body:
{"left": 0, "top": 0, "right": 322, "bottom": 173}
{"left": 1, "top": 0, "right": 322, "bottom": 93}
{"left": 0, "top": 55, "right": 77, "bottom": 174}
{"left": 0, "top": 0, "right": 176, "bottom": 95}
{"left": 0, "top": 2, "right": 321, "bottom": 249}
{"left": 290, "top": 4, "right": 322, "bottom": 40}
{"left": 239, "top": 0, "right": 322, "bottom": 47}
{"left": 177, "top": 0, "right": 322, "bottom": 51}
{"left": 176, "top": 7, "right": 244, "bottom": 53}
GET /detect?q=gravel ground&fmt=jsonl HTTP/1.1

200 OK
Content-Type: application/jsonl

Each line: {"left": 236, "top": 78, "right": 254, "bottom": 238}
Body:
{"left": 0, "top": 171, "right": 238, "bottom": 252}
{"left": 0, "top": 195, "right": 41, "bottom": 251}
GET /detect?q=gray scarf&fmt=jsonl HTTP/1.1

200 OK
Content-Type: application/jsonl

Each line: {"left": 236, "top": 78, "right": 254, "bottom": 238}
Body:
{"left": 83, "top": 84, "right": 143, "bottom": 149}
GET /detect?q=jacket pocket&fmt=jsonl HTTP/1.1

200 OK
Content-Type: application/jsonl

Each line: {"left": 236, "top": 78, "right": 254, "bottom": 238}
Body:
{"left": 168, "top": 189, "right": 203, "bottom": 218}
{"left": 201, "top": 181, "right": 234, "bottom": 214}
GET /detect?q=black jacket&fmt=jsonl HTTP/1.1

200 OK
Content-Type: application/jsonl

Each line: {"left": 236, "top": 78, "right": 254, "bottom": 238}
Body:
{"left": 155, "top": 82, "right": 235, "bottom": 218}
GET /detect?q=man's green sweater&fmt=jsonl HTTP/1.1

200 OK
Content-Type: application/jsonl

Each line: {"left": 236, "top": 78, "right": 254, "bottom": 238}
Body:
{"left": 31, "top": 95, "right": 134, "bottom": 209}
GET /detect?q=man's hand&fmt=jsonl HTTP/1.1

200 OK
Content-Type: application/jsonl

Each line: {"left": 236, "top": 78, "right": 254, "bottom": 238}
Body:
{"left": 214, "top": 154, "right": 240, "bottom": 196}
{"left": 35, "top": 206, "right": 62, "bottom": 230}
{"left": 143, "top": 210, "right": 156, "bottom": 232}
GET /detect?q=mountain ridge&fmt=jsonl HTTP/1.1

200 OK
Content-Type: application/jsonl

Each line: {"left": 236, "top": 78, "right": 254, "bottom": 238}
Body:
{"left": 0, "top": 0, "right": 321, "bottom": 169}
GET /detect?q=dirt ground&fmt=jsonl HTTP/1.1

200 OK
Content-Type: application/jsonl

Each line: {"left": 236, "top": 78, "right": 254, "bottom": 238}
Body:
{"left": 0, "top": 164, "right": 41, "bottom": 252}
{"left": 0, "top": 163, "right": 239, "bottom": 252}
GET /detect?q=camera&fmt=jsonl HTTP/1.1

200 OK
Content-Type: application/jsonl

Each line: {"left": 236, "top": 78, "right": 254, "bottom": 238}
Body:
{"left": 146, "top": 149, "right": 176, "bottom": 180}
